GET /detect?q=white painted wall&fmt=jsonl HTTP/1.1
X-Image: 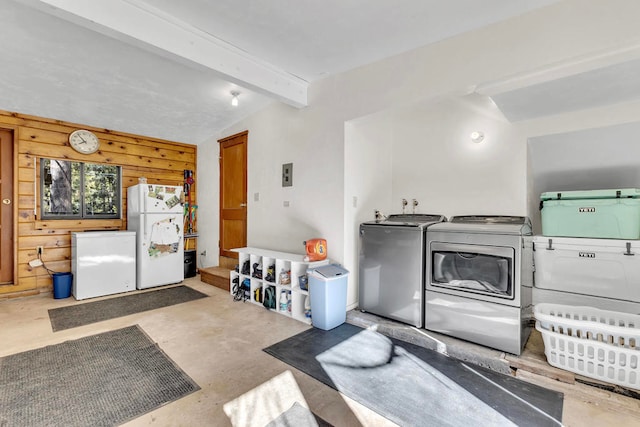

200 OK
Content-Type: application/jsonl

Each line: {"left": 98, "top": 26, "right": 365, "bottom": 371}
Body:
{"left": 201, "top": 0, "right": 640, "bottom": 309}
{"left": 390, "top": 94, "right": 527, "bottom": 218}
{"left": 222, "top": 101, "right": 346, "bottom": 257}
{"left": 343, "top": 114, "right": 394, "bottom": 307}
{"left": 527, "top": 120, "right": 640, "bottom": 233}
{"left": 515, "top": 99, "right": 640, "bottom": 232}
{"left": 196, "top": 133, "right": 221, "bottom": 268}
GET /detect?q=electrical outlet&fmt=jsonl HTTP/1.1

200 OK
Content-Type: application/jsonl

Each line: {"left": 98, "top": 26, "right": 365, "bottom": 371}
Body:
{"left": 36, "top": 246, "right": 43, "bottom": 256}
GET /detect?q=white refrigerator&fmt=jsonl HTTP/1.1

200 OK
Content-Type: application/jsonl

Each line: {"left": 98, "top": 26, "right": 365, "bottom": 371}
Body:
{"left": 127, "top": 183, "right": 184, "bottom": 289}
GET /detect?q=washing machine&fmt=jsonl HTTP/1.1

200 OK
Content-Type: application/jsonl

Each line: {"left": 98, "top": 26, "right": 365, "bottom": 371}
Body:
{"left": 359, "top": 214, "right": 446, "bottom": 327}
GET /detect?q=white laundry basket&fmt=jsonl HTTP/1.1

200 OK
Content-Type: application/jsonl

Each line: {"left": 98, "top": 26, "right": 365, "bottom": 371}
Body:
{"left": 534, "top": 303, "right": 640, "bottom": 390}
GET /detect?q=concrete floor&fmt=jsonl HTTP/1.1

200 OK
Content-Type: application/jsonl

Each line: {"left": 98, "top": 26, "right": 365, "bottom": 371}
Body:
{"left": 1, "top": 276, "right": 640, "bottom": 426}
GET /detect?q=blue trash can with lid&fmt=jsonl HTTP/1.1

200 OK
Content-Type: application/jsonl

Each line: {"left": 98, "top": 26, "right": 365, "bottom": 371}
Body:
{"left": 307, "top": 264, "right": 349, "bottom": 330}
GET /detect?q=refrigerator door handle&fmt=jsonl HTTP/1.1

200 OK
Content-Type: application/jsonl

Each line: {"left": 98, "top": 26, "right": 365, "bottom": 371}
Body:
{"left": 143, "top": 186, "right": 147, "bottom": 213}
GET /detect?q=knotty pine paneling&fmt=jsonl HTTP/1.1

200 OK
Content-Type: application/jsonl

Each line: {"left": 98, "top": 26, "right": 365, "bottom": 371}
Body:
{"left": 0, "top": 109, "right": 197, "bottom": 297}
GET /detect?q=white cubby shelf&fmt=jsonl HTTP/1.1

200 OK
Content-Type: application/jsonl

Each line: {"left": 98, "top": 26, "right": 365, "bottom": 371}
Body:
{"left": 229, "top": 247, "right": 330, "bottom": 324}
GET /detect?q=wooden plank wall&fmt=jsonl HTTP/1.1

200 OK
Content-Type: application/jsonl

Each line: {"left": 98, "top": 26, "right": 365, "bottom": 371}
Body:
{"left": 0, "top": 110, "right": 197, "bottom": 298}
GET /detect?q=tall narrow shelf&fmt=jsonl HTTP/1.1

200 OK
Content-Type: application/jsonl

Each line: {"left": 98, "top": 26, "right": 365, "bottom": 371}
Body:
{"left": 229, "top": 247, "right": 329, "bottom": 324}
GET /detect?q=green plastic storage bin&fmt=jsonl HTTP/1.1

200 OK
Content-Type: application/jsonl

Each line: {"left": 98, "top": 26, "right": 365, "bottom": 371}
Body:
{"left": 540, "top": 188, "right": 640, "bottom": 239}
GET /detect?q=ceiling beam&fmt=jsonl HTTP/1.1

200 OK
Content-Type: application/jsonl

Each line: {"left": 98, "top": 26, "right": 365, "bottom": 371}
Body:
{"left": 475, "top": 42, "right": 640, "bottom": 96}
{"left": 23, "top": 0, "right": 308, "bottom": 107}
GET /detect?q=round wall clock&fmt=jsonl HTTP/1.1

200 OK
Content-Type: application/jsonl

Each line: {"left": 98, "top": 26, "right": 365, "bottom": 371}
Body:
{"left": 69, "top": 129, "right": 100, "bottom": 154}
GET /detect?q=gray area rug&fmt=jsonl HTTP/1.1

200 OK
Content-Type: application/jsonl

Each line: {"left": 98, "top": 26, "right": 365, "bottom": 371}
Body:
{"left": 264, "top": 323, "right": 564, "bottom": 427}
{"left": 49, "top": 285, "right": 208, "bottom": 331}
{"left": 0, "top": 325, "right": 199, "bottom": 427}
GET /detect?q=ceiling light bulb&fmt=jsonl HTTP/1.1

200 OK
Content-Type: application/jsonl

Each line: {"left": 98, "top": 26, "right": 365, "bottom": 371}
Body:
{"left": 470, "top": 131, "right": 484, "bottom": 143}
{"left": 230, "top": 91, "right": 240, "bottom": 107}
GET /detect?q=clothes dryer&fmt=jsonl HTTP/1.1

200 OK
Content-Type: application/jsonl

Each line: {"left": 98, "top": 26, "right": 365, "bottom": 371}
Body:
{"left": 425, "top": 216, "right": 533, "bottom": 355}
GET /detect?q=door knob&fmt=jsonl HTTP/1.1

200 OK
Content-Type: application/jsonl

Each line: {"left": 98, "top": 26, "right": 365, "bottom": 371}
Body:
{"left": 240, "top": 203, "right": 247, "bottom": 207}
{"left": 2, "top": 198, "right": 10, "bottom": 205}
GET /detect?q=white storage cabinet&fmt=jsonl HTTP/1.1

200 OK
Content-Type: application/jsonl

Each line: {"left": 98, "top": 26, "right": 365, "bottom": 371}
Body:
{"left": 230, "top": 247, "right": 329, "bottom": 324}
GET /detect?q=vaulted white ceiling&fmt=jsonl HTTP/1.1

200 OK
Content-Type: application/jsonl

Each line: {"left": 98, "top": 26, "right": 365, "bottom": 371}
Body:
{"left": 2, "top": 0, "right": 561, "bottom": 144}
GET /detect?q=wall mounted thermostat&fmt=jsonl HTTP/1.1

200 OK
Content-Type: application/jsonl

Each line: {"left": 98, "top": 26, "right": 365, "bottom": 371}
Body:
{"left": 282, "top": 163, "right": 293, "bottom": 187}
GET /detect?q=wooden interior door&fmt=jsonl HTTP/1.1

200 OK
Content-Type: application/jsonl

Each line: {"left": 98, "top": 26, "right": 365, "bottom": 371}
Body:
{"left": 0, "top": 129, "right": 14, "bottom": 285}
{"left": 219, "top": 131, "right": 247, "bottom": 259}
